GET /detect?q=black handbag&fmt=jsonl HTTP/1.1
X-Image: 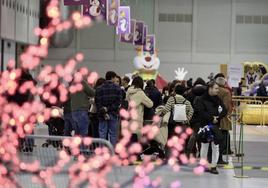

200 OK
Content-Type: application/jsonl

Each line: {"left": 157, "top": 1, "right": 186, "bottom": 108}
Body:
{"left": 210, "top": 124, "right": 224, "bottom": 145}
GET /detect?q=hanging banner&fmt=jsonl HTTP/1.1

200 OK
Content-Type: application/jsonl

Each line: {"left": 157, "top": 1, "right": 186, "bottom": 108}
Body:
{"left": 134, "top": 21, "right": 144, "bottom": 46}
{"left": 143, "top": 25, "right": 148, "bottom": 45}
{"left": 83, "top": 0, "right": 107, "bottom": 21}
{"left": 143, "top": 35, "right": 155, "bottom": 54}
{"left": 117, "top": 6, "right": 131, "bottom": 35}
{"left": 64, "top": 0, "right": 86, "bottom": 5}
{"left": 106, "top": 0, "right": 120, "bottom": 26}
{"left": 119, "top": 19, "right": 136, "bottom": 44}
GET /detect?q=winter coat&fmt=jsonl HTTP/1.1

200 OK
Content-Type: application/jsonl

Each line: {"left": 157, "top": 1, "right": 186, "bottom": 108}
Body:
{"left": 191, "top": 91, "right": 227, "bottom": 130}
{"left": 144, "top": 86, "right": 162, "bottom": 120}
{"left": 126, "top": 86, "right": 153, "bottom": 136}
{"left": 144, "top": 86, "right": 163, "bottom": 109}
{"left": 218, "top": 87, "right": 232, "bottom": 130}
{"left": 153, "top": 105, "right": 169, "bottom": 146}
{"left": 185, "top": 85, "right": 207, "bottom": 105}
{"left": 192, "top": 92, "right": 227, "bottom": 144}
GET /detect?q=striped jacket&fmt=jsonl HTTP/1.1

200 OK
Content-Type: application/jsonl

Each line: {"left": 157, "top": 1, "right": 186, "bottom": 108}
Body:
{"left": 161, "top": 95, "right": 194, "bottom": 124}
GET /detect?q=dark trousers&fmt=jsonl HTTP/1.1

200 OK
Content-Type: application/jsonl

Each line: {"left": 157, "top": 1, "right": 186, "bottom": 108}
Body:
{"left": 186, "top": 133, "right": 201, "bottom": 157}
{"left": 89, "top": 113, "right": 99, "bottom": 138}
{"left": 166, "top": 123, "right": 189, "bottom": 158}
{"left": 220, "top": 130, "right": 231, "bottom": 153}
{"left": 208, "top": 130, "right": 230, "bottom": 162}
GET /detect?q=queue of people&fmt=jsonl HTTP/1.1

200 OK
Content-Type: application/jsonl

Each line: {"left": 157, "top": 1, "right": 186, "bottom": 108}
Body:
{"left": 42, "top": 70, "right": 234, "bottom": 175}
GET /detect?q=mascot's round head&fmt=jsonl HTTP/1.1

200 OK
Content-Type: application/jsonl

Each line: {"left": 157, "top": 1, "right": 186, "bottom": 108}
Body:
{"left": 90, "top": 0, "right": 100, "bottom": 6}
{"left": 133, "top": 48, "right": 160, "bottom": 71}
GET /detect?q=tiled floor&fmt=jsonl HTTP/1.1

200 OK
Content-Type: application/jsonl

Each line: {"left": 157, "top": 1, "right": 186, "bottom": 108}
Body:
{"left": 20, "top": 124, "right": 268, "bottom": 188}
{"left": 110, "top": 125, "right": 268, "bottom": 188}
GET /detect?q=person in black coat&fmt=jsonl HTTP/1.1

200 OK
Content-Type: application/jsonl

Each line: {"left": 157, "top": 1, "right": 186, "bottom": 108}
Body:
{"left": 192, "top": 81, "right": 227, "bottom": 174}
{"left": 185, "top": 77, "right": 207, "bottom": 105}
{"left": 144, "top": 79, "right": 162, "bottom": 120}
{"left": 185, "top": 78, "right": 207, "bottom": 157}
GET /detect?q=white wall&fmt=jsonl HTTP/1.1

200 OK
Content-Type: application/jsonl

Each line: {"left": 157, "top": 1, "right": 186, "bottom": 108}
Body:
{"left": 0, "top": 0, "right": 40, "bottom": 72}
{"left": 43, "top": 0, "right": 268, "bottom": 82}
{"left": 2, "top": 40, "right": 15, "bottom": 71}
{"left": 0, "top": 0, "right": 40, "bottom": 44}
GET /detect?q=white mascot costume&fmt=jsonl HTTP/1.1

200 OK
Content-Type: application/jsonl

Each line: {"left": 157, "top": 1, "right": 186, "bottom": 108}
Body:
{"left": 133, "top": 47, "right": 167, "bottom": 89}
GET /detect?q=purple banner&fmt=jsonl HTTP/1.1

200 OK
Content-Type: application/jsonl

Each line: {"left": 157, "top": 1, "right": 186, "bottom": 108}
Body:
{"left": 106, "top": 0, "right": 120, "bottom": 26}
{"left": 117, "top": 6, "right": 131, "bottom": 35}
{"left": 83, "top": 0, "right": 107, "bottom": 21}
{"left": 119, "top": 19, "right": 136, "bottom": 44}
{"left": 143, "top": 25, "right": 148, "bottom": 45}
{"left": 143, "top": 35, "right": 155, "bottom": 54}
{"left": 64, "top": 0, "right": 86, "bottom": 5}
{"left": 134, "top": 21, "right": 144, "bottom": 46}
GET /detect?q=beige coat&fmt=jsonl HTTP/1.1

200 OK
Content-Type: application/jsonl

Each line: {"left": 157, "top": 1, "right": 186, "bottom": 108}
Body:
{"left": 218, "top": 87, "right": 232, "bottom": 130}
{"left": 126, "top": 86, "right": 153, "bottom": 136}
{"left": 154, "top": 105, "right": 169, "bottom": 146}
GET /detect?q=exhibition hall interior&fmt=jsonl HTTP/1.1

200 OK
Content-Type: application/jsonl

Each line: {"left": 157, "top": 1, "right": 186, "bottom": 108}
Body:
{"left": 0, "top": 0, "right": 268, "bottom": 187}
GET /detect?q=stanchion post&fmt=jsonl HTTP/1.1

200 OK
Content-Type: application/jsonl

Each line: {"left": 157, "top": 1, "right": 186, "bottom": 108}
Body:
{"left": 234, "top": 120, "right": 249, "bottom": 178}
{"left": 232, "top": 111, "right": 238, "bottom": 156}
{"left": 226, "top": 130, "right": 229, "bottom": 162}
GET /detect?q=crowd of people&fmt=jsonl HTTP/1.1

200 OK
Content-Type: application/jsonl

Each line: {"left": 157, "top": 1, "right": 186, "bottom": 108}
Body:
{"left": 58, "top": 71, "right": 234, "bottom": 175}
{"left": 6, "top": 68, "right": 235, "bottom": 175}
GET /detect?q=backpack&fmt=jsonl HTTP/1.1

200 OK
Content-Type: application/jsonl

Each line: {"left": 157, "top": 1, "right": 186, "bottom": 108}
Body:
{"left": 169, "top": 96, "right": 187, "bottom": 124}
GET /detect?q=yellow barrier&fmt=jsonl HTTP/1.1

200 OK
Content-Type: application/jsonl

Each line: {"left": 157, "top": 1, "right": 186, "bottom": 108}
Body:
{"left": 233, "top": 96, "right": 268, "bottom": 101}
{"left": 231, "top": 97, "right": 268, "bottom": 178}
{"left": 263, "top": 101, "right": 268, "bottom": 125}
{"left": 232, "top": 98, "right": 264, "bottom": 126}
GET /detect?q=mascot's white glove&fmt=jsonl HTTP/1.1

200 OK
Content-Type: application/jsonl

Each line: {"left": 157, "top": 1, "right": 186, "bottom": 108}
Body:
{"left": 175, "top": 67, "right": 188, "bottom": 80}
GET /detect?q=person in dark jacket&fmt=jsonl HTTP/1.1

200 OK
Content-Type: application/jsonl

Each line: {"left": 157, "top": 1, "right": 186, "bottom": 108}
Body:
{"left": 95, "top": 71, "right": 122, "bottom": 147}
{"left": 186, "top": 78, "right": 207, "bottom": 157}
{"left": 185, "top": 77, "right": 207, "bottom": 105}
{"left": 89, "top": 77, "right": 105, "bottom": 137}
{"left": 193, "top": 81, "right": 227, "bottom": 174}
{"left": 40, "top": 77, "right": 65, "bottom": 137}
{"left": 8, "top": 69, "right": 37, "bottom": 152}
{"left": 144, "top": 79, "right": 162, "bottom": 120}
